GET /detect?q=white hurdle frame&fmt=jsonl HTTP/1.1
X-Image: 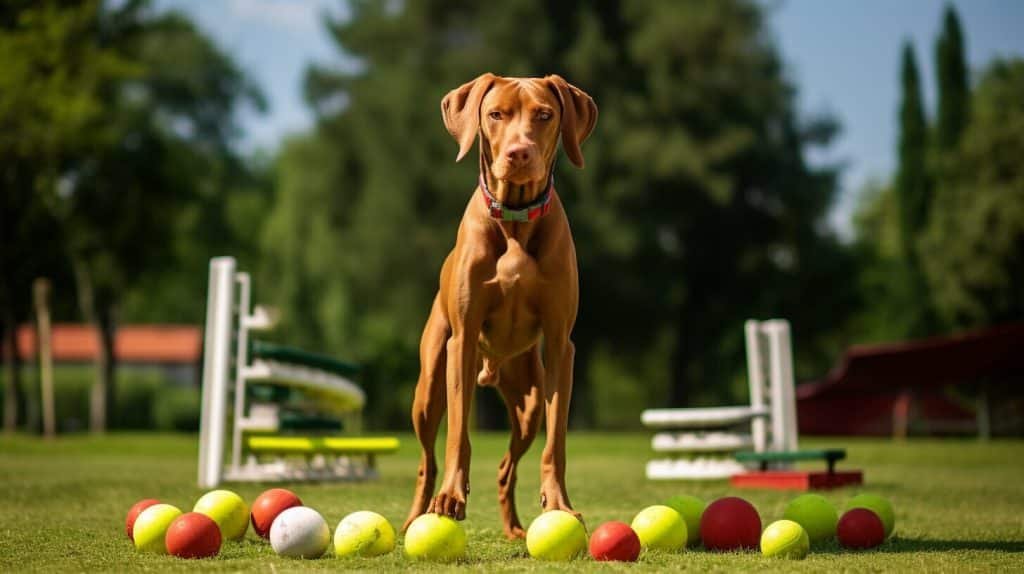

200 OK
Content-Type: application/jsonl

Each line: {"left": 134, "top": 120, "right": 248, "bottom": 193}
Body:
{"left": 197, "top": 257, "right": 236, "bottom": 489}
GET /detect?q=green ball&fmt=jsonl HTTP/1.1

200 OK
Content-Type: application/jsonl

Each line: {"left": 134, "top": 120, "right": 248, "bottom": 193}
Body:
{"left": 404, "top": 514, "right": 466, "bottom": 562}
{"left": 760, "top": 519, "right": 810, "bottom": 559}
{"left": 133, "top": 503, "right": 182, "bottom": 553}
{"left": 664, "top": 495, "right": 705, "bottom": 547}
{"left": 334, "top": 511, "right": 396, "bottom": 557}
{"left": 630, "top": 505, "right": 687, "bottom": 551}
{"left": 847, "top": 494, "right": 895, "bottom": 539}
{"left": 526, "top": 510, "right": 588, "bottom": 561}
{"left": 783, "top": 494, "right": 838, "bottom": 544}
{"left": 194, "top": 489, "right": 249, "bottom": 541}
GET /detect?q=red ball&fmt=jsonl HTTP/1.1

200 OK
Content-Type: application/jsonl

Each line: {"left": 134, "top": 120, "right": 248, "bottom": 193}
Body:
{"left": 250, "top": 488, "right": 303, "bottom": 539}
{"left": 700, "top": 497, "right": 761, "bottom": 551}
{"left": 837, "top": 508, "right": 885, "bottom": 550}
{"left": 125, "top": 498, "right": 160, "bottom": 540}
{"left": 589, "top": 521, "right": 641, "bottom": 562}
{"left": 165, "top": 512, "right": 222, "bottom": 558}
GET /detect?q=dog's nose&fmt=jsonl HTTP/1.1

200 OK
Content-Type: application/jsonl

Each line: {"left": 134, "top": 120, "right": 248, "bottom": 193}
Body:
{"left": 504, "top": 143, "right": 532, "bottom": 166}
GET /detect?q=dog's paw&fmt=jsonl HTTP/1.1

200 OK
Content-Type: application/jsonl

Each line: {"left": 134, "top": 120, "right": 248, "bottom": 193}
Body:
{"left": 429, "top": 487, "right": 467, "bottom": 520}
{"left": 540, "top": 481, "right": 583, "bottom": 524}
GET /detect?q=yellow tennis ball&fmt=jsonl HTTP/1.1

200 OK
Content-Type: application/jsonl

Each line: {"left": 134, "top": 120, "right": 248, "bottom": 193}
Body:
{"left": 334, "top": 511, "right": 395, "bottom": 557}
{"left": 631, "top": 505, "right": 687, "bottom": 551}
{"left": 404, "top": 514, "right": 466, "bottom": 562}
{"left": 761, "top": 519, "right": 810, "bottom": 559}
{"left": 193, "top": 490, "right": 249, "bottom": 540}
{"left": 133, "top": 503, "right": 182, "bottom": 553}
{"left": 526, "top": 510, "right": 588, "bottom": 561}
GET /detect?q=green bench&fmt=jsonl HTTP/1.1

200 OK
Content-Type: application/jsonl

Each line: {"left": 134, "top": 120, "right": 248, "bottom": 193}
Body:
{"left": 732, "top": 449, "right": 863, "bottom": 490}
{"left": 735, "top": 449, "right": 847, "bottom": 473}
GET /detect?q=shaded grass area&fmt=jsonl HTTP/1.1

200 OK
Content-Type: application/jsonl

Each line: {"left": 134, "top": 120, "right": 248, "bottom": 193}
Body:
{"left": 1, "top": 432, "right": 1023, "bottom": 572}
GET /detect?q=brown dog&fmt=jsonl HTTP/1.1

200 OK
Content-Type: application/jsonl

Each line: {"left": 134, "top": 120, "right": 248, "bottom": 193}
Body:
{"left": 402, "top": 74, "right": 597, "bottom": 539}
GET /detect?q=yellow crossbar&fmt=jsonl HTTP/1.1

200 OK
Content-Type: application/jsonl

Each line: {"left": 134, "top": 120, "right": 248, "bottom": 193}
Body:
{"left": 247, "top": 436, "right": 400, "bottom": 455}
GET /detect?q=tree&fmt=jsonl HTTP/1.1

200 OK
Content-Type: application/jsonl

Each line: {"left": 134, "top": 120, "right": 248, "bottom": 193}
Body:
{"left": 264, "top": 0, "right": 853, "bottom": 428}
{"left": 935, "top": 4, "right": 969, "bottom": 151}
{"left": 1, "top": 1, "right": 263, "bottom": 431}
{"left": 894, "top": 41, "right": 933, "bottom": 336}
{"left": 921, "top": 59, "right": 1024, "bottom": 328}
{"left": 0, "top": 1, "right": 131, "bottom": 432}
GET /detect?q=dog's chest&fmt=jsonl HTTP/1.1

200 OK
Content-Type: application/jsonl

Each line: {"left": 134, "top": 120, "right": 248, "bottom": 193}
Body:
{"left": 492, "top": 240, "right": 539, "bottom": 294}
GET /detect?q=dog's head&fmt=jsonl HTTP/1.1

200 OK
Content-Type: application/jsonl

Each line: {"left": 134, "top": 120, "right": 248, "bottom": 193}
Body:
{"left": 442, "top": 74, "right": 597, "bottom": 184}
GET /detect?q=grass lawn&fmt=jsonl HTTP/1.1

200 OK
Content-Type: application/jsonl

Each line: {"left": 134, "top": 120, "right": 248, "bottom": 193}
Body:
{"left": 1, "top": 432, "right": 1022, "bottom": 572}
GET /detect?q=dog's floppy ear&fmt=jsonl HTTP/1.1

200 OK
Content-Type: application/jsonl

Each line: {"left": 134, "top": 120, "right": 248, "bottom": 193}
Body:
{"left": 546, "top": 75, "right": 598, "bottom": 168}
{"left": 442, "top": 73, "right": 497, "bottom": 162}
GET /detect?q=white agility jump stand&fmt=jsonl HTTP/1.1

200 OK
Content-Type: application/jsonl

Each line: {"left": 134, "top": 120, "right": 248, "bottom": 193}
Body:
{"left": 198, "top": 256, "right": 395, "bottom": 489}
{"left": 643, "top": 319, "right": 798, "bottom": 480}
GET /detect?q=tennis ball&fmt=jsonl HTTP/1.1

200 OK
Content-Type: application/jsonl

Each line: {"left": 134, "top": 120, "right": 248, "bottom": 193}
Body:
{"left": 664, "top": 495, "right": 706, "bottom": 546}
{"left": 783, "top": 493, "right": 838, "bottom": 544}
{"left": 630, "top": 505, "right": 687, "bottom": 551}
{"left": 760, "top": 519, "right": 810, "bottom": 559}
{"left": 270, "top": 506, "right": 330, "bottom": 558}
{"left": 125, "top": 498, "right": 160, "bottom": 540}
{"left": 847, "top": 494, "right": 895, "bottom": 538}
{"left": 334, "top": 510, "right": 395, "bottom": 557}
{"left": 194, "top": 489, "right": 249, "bottom": 541}
{"left": 526, "top": 510, "right": 588, "bottom": 561}
{"left": 404, "top": 513, "right": 466, "bottom": 562}
{"left": 133, "top": 503, "right": 182, "bottom": 553}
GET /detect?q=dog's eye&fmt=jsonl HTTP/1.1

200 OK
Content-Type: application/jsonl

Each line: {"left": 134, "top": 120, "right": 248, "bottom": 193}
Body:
{"left": 488, "top": 111, "right": 502, "bottom": 120}
{"left": 536, "top": 110, "right": 553, "bottom": 121}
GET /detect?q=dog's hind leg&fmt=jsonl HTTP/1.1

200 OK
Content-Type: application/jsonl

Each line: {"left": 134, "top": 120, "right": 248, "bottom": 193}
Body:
{"left": 403, "top": 296, "right": 449, "bottom": 532}
{"left": 496, "top": 346, "right": 544, "bottom": 539}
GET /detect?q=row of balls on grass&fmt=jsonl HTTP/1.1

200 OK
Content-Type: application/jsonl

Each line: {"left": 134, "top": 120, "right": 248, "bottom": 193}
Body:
{"left": 125, "top": 487, "right": 894, "bottom": 562}
{"left": 126, "top": 488, "right": 403, "bottom": 559}
{"left": 580, "top": 492, "right": 895, "bottom": 562}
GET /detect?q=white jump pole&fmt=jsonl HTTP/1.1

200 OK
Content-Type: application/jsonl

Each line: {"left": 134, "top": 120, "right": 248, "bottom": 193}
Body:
{"left": 198, "top": 257, "right": 236, "bottom": 488}
{"left": 744, "top": 320, "right": 768, "bottom": 453}
{"left": 767, "top": 319, "right": 799, "bottom": 454}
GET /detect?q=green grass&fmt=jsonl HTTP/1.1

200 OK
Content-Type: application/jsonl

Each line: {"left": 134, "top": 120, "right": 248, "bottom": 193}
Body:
{"left": 1, "top": 432, "right": 1022, "bottom": 572}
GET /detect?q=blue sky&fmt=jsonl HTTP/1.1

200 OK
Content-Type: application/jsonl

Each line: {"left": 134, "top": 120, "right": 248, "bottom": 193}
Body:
{"left": 158, "top": 0, "right": 1024, "bottom": 234}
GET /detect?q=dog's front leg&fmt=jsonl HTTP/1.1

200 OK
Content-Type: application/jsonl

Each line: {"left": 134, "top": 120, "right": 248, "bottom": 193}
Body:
{"left": 428, "top": 320, "right": 481, "bottom": 520}
{"left": 539, "top": 328, "right": 580, "bottom": 520}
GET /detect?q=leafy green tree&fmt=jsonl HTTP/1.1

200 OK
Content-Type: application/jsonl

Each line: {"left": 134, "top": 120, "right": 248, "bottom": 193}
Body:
{"left": 1, "top": 1, "right": 263, "bottom": 431}
{"left": 263, "top": 0, "right": 853, "bottom": 427}
{"left": 893, "top": 41, "right": 934, "bottom": 337}
{"left": 921, "top": 59, "right": 1024, "bottom": 328}
{"left": 935, "top": 4, "right": 969, "bottom": 151}
{"left": 0, "top": 1, "right": 132, "bottom": 432}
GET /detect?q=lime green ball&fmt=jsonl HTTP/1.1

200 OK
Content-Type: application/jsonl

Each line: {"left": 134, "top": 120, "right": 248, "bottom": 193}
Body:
{"left": 526, "top": 510, "right": 588, "bottom": 561}
{"left": 783, "top": 494, "right": 838, "bottom": 544}
{"left": 334, "top": 511, "right": 395, "bottom": 557}
{"left": 760, "top": 519, "right": 810, "bottom": 559}
{"left": 404, "top": 514, "right": 466, "bottom": 562}
{"left": 630, "top": 505, "right": 687, "bottom": 551}
{"left": 132, "top": 503, "right": 182, "bottom": 553}
{"left": 664, "top": 495, "right": 706, "bottom": 547}
{"left": 847, "top": 494, "right": 895, "bottom": 539}
{"left": 194, "top": 489, "right": 249, "bottom": 540}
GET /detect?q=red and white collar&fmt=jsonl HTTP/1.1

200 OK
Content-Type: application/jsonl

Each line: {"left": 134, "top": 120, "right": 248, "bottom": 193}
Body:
{"left": 478, "top": 173, "right": 553, "bottom": 222}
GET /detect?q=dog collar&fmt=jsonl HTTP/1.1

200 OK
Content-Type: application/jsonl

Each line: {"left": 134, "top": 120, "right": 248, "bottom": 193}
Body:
{"left": 478, "top": 173, "right": 553, "bottom": 222}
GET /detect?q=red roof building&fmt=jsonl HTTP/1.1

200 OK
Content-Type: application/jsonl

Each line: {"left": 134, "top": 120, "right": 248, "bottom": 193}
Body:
{"left": 15, "top": 324, "right": 201, "bottom": 365}
{"left": 797, "top": 323, "right": 1024, "bottom": 436}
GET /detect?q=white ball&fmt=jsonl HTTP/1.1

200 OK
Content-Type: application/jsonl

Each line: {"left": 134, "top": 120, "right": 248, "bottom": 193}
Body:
{"left": 270, "top": 506, "right": 330, "bottom": 559}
